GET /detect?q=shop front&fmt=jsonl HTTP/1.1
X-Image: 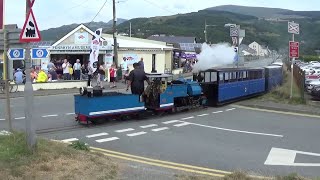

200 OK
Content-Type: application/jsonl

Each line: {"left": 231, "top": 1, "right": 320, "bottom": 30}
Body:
{"left": 48, "top": 24, "right": 112, "bottom": 78}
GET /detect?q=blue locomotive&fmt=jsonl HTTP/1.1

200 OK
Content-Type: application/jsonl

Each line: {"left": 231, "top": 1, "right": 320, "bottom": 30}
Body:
{"left": 74, "top": 65, "right": 283, "bottom": 125}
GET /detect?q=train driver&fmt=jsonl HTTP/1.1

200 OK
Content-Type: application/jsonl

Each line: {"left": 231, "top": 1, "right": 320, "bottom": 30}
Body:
{"left": 126, "top": 63, "right": 150, "bottom": 96}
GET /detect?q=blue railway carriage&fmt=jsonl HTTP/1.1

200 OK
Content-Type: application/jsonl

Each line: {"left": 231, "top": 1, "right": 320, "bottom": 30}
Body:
{"left": 196, "top": 67, "right": 266, "bottom": 106}
{"left": 264, "top": 65, "right": 283, "bottom": 91}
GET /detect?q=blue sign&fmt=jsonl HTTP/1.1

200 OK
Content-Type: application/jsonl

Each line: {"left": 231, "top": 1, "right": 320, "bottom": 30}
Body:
{"left": 7, "top": 48, "right": 25, "bottom": 60}
{"left": 31, "top": 48, "right": 49, "bottom": 59}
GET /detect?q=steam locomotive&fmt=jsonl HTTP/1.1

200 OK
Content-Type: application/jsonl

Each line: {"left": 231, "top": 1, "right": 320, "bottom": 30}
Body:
{"left": 74, "top": 65, "right": 283, "bottom": 125}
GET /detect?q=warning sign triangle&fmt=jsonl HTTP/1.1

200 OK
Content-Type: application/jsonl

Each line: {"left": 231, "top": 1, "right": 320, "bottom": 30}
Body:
{"left": 19, "top": 9, "right": 41, "bottom": 43}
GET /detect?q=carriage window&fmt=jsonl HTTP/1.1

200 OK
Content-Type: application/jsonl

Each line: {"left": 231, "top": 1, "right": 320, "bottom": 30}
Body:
{"left": 238, "top": 71, "right": 243, "bottom": 81}
{"left": 210, "top": 72, "right": 217, "bottom": 83}
{"left": 243, "top": 71, "right": 247, "bottom": 79}
{"left": 204, "top": 72, "right": 211, "bottom": 82}
{"left": 224, "top": 72, "right": 229, "bottom": 82}
{"left": 219, "top": 73, "right": 224, "bottom": 83}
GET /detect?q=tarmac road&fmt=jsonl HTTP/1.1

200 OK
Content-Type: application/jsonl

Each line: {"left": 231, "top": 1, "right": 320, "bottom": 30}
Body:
{"left": 5, "top": 93, "right": 318, "bottom": 177}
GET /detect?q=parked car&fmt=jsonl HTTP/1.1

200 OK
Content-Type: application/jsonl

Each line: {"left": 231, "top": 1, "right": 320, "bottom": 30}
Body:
{"left": 306, "top": 79, "right": 320, "bottom": 93}
{"left": 310, "top": 85, "right": 320, "bottom": 99}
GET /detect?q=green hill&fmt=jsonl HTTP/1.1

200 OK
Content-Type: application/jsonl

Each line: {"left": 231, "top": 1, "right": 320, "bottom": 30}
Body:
{"left": 110, "top": 9, "right": 319, "bottom": 55}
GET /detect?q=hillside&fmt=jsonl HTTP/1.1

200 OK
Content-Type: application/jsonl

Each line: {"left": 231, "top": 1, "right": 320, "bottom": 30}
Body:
{"left": 40, "top": 19, "right": 127, "bottom": 41}
{"left": 108, "top": 8, "right": 320, "bottom": 55}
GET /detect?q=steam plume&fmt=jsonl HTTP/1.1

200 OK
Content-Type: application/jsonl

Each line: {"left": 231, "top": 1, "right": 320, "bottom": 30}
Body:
{"left": 192, "top": 43, "right": 236, "bottom": 73}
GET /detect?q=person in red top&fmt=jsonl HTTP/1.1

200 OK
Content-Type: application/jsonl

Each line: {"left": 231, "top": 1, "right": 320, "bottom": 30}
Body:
{"left": 109, "top": 64, "right": 116, "bottom": 88}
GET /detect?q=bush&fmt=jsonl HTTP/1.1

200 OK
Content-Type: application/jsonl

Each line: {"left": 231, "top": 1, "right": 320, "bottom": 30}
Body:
{"left": 68, "top": 141, "right": 90, "bottom": 151}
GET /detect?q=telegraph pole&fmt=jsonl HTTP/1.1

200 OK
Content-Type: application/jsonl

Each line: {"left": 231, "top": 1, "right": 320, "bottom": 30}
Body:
{"left": 113, "top": 0, "right": 118, "bottom": 66}
{"left": 24, "top": 0, "right": 36, "bottom": 150}
{"left": 205, "top": 20, "right": 207, "bottom": 43}
{"left": 3, "top": 27, "right": 13, "bottom": 132}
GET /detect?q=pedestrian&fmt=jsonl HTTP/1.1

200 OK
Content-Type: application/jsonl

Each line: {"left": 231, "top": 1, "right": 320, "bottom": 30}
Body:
{"left": 109, "top": 64, "right": 116, "bottom": 88}
{"left": 126, "top": 63, "right": 150, "bottom": 96}
{"left": 97, "top": 61, "right": 106, "bottom": 89}
{"left": 62, "top": 59, "right": 70, "bottom": 80}
{"left": 138, "top": 57, "right": 144, "bottom": 71}
{"left": 14, "top": 68, "right": 24, "bottom": 84}
{"left": 73, "top": 59, "right": 82, "bottom": 80}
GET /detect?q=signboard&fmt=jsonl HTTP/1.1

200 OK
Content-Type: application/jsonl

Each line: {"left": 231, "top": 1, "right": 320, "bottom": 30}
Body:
{"left": 74, "top": 32, "right": 89, "bottom": 44}
{"left": 19, "top": 9, "right": 41, "bottom": 42}
{"left": 7, "top": 48, "right": 25, "bottom": 60}
{"left": 122, "top": 54, "right": 139, "bottom": 65}
{"left": 288, "top": 22, "right": 299, "bottom": 34}
{"left": 31, "top": 48, "right": 49, "bottom": 59}
{"left": 289, "top": 41, "right": 299, "bottom": 58}
{"left": 230, "top": 27, "right": 239, "bottom": 37}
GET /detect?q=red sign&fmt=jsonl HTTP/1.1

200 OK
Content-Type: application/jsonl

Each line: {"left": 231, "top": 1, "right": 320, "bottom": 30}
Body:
{"left": 19, "top": 9, "right": 41, "bottom": 42}
{"left": 28, "top": 0, "right": 35, "bottom": 8}
{"left": 289, "top": 41, "right": 299, "bottom": 58}
{"left": 0, "top": 0, "right": 4, "bottom": 29}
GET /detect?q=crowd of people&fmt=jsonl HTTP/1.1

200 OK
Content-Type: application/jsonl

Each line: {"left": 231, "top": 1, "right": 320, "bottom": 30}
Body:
{"left": 12, "top": 57, "right": 146, "bottom": 90}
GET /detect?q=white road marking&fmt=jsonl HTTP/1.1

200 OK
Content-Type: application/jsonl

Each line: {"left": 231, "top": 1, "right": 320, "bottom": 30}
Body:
{"left": 0, "top": 119, "right": 5, "bottom": 121}
{"left": 225, "top": 108, "right": 236, "bottom": 111}
{"left": 151, "top": 127, "right": 169, "bottom": 132}
{"left": 86, "top": 132, "right": 109, "bottom": 138}
{"left": 15, "top": 117, "right": 25, "bottom": 120}
{"left": 265, "top": 147, "right": 320, "bottom": 166}
{"left": 185, "top": 121, "right": 283, "bottom": 137}
{"left": 115, "top": 128, "right": 135, "bottom": 133}
{"left": 162, "top": 120, "right": 181, "bottom": 124}
{"left": 197, "top": 114, "right": 209, "bottom": 117}
{"left": 212, "top": 111, "right": 223, "bottom": 114}
{"left": 127, "top": 131, "right": 147, "bottom": 137}
{"left": 42, "top": 114, "right": 58, "bottom": 118}
{"left": 140, "top": 124, "right": 158, "bottom": 128}
{"left": 61, "top": 138, "right": 79, "bottom": 142}
{"left": 96, "top": 137, "right": 119, "bottom": 143}
{"left": 181, "top": 116, "right": 194, "bottom": 120}
{"left": 66, "top": 113, "right": 75, "bottom": 115}
{"left": 174, "top": 122, "right": 191, "bottom": 127}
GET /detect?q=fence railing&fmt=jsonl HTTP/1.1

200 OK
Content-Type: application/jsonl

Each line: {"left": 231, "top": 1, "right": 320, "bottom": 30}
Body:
{"left": 285, "top": 60, "right": 305, "bottom": 100}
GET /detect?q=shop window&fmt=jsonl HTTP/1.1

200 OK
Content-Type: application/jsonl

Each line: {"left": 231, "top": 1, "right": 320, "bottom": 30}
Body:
{"left": 152, "top": 54, "right": 156, "bottom": 72}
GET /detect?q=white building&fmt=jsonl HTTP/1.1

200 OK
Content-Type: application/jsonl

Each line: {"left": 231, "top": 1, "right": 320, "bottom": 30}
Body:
{"left": 248, "top": 41, "right": 270, "bottom": 57}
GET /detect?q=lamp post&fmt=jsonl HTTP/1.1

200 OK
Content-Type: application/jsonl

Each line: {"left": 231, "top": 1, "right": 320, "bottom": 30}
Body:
{"left": 204, "top": 20, "right": 217, "bottom": 44}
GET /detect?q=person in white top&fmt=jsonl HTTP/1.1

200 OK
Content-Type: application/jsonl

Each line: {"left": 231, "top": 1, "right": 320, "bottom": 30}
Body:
{"left": 121, "top": 57, "right": 128, "bottom": 80}
{"left": 62, "top": 59, "right": 70, "bottom": 80}
{"left": 73, "top": 59, "right": 82, "bottom": 80}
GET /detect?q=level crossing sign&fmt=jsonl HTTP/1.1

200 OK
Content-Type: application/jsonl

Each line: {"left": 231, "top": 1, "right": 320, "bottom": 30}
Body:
{"left": 288, "top": 22, "right": 299, "bottom": 34}
{"left": 19, "top": 0, "right": 41, "bottom": 42}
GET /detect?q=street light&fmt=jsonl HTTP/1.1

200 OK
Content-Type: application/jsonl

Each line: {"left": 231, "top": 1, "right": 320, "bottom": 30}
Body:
{"left": 204, "top": 20, "right": 217, "bottom": 43}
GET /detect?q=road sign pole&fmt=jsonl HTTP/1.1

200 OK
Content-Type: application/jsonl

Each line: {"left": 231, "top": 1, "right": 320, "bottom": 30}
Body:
{"left": 3, "top": 27, "right": 12, "bottom": 132}
{"left": 24, "top": 0, "right": 36, "bottom": 151}
{"left": 290, "top": 33, "right": 295, "bottom": 99}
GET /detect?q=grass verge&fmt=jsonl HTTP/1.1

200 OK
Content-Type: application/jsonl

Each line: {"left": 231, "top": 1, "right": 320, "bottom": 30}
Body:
{"left": 0, "top": 132, "right": 118, "bottom": 180}
{"left": 257, "top": 66, "right": 306, "bottom": 104}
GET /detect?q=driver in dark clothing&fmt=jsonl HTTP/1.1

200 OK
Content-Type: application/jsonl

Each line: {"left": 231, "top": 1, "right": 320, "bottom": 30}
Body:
{"left": 126, "top": 63, "right": 150, "bottom": 95}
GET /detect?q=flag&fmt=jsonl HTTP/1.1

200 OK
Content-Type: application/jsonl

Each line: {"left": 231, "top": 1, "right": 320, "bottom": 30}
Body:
{"left": 89, "top": 28, "right": 102, "bottom": 73}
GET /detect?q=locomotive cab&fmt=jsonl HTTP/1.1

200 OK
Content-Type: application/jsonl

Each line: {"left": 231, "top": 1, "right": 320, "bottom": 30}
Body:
{"left": 144, "top": 73, "right": 172, "bottom": 110}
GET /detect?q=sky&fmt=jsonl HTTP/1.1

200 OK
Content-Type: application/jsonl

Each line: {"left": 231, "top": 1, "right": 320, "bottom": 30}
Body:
{"left": 3, "top": 0, "right": 320, "bottom": 30}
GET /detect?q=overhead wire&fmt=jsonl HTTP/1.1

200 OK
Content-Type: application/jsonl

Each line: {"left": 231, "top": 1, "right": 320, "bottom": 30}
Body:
{"left": 88, "top": 0, "right": 108, "bottom": 26}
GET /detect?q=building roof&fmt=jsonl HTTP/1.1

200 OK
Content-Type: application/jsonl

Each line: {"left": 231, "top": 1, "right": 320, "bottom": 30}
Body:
{"left": 147, "top": 35, "right": 196, "bottom": 44}
{"left": 30, "top": 41, "right": 55, "bottom": 48}
{"left": 102, "top": 34, "right": 175, "bottom": 50}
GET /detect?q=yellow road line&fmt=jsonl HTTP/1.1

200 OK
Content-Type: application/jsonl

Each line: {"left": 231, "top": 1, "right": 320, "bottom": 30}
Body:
{"left": 232, "top": 105, "right": 320, "bottom": 119}
{"left": 90, "top": 146, "right": 230, "bottom": 174}
{"left": 94, "top": 151, "right": 226, "bottom": 177}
